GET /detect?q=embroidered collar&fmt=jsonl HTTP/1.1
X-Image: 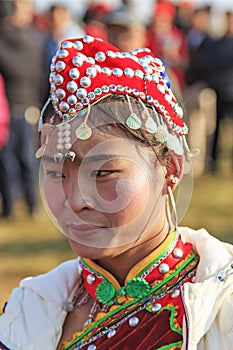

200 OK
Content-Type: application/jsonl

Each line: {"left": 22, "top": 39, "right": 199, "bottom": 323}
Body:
{"left": 79, "top": 231, "right": 194, "bottom": 306}
{"left": 63, "top": 231, "right": 199, "bottom": 350}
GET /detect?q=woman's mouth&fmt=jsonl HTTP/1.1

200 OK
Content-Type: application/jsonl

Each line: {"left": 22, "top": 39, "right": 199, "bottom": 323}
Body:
{"left": 67, "top": 223, "right": 104, "bottom": 239}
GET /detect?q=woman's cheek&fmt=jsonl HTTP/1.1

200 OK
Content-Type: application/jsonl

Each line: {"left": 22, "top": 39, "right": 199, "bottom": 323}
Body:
{"left": 126, "top": 174, "right": 150, "bottom": 215}
{"left": 43, "top": 180, "right": 64, "bottom": 218}
{"left": 103, "top": 172, "right": 150, "bottom": 224}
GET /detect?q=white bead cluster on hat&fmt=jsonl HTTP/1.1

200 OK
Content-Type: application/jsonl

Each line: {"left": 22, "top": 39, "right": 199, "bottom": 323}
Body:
{"left": 38, "top": 36, "right": 199, "bottom": 161}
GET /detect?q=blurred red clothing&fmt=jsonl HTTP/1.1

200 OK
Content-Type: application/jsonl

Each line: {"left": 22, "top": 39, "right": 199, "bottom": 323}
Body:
{"left": 0, "top": 75, "right": 10, "bottom": 149}
{"left": 147, "top": 1, "right": 189, "bottom": 91}
{"left": 85, "top": 23, "right": 108, "bottom": 41}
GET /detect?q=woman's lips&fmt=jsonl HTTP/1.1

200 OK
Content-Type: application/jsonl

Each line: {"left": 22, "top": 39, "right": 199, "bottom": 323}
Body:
{"left": 67, "top": 223, "right": 104, "bottom": 239}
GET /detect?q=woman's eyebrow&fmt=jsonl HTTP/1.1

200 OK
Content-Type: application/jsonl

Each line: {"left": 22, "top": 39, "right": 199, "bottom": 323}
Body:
{"left": 41, "top": 155, "right": 56, "bottom": 163}
{"left": 41, "top": 153, "right": 123, "bottom": 164}
{"left": 83, "top": 154, "right": 122, "bottom": 163}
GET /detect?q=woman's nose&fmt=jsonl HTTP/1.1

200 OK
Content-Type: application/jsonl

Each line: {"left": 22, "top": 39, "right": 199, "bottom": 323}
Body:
{"left": 64, "top": 176, "right": 94, "bottom": 213}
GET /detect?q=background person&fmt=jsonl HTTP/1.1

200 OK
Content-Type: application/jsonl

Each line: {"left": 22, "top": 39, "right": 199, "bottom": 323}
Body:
{"left": 0, "top": 75, "right": 11, "bottom": 219}
{"left": 0, "top": 0, "right": 46, "bottom": 216}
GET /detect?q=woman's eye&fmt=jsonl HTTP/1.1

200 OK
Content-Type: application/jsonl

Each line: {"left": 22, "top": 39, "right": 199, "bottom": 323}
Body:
{"left": 91, "top": 170, "right": 115, "bottom": 178}
{"left": 45, "top": 170, "right": 64, "bottom": 179}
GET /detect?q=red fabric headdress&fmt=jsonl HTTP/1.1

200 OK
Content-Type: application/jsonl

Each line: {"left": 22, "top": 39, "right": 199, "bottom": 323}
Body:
{"left": 48, "top": 36, "right": 187, "bottom": 137}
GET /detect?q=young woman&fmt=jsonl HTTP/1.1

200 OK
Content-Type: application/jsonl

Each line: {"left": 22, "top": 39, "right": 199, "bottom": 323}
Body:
{"left": 0, "top": 36, "right": 232, "bottom": 350}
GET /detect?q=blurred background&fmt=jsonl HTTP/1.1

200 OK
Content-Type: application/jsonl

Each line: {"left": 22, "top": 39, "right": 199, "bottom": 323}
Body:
{"left": 0, "top": 0, "right": 232, "bottom": 310}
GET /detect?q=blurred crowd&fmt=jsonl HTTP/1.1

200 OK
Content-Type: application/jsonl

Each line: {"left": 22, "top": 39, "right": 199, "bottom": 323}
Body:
{"left": 0, "top": 0, "right": 233, "bottom": 219}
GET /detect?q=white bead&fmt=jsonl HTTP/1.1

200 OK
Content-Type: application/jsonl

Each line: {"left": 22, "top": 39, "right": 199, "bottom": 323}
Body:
{"left": 69, "top": 68, "right": 80, "bottom": 79}
{"left": 55, "top": 61, "right": 66, "bottom": 72}
{"left": 57, "top": 124, "right": 64, "bottom": 131}
{"left": 129, "top": 316, "right": 139, "bottom": 327}
{"left": 157, "top": 84, "right": 166, "bottom": 94}
{"left": 87, "top": 345, "right": 96, "bottom": 350}
{"left": 152, "top": 73, "right": 159, "bottom": 83}
{"left": 67, "top": 81, "right": 78, "bottom": 93}
{"left": 95, "top": 64, "right": 102, "bottom": 73}
{"left": 59, "top": 101, "right": 69, "bottom": 112}
{"left": 64, "top": 301, "right": 75, "bottom": 312}
{"left": 144, "top": 74, "right": 152, "bottom": 81}
{"left": 57, "top": 49, "right": 69, "bottom": 58}
{"left": 50, "top": 83, "right": 56, "bottom": 92}
{"left": 124, "top": 68, "right": 134, "bottom": 78}
{"left": 64, "top": 137, "right": 71, "bottom": 143}
{"left": 74, "top": 40, "right": 83, "bottom": 50}
{"left": 86, "top": 66, "right": 97, "bottom": 77}
{"left": 56, "top": 89, "right": 66, "bottom": 99}
{"left": 106, "top": 50, "right": 116, "bottom": 58}
{"left": 67, "top": 95, "right": 77, "bottom": 105}
{"left": 171, "top": 289, "right": 180, "bottom": 298}
{"left": 152, "top": 303, "right": 162, "bottom": 312}
{"left": 72, "top": 56, "right": 83, "bottom": 67}
{"left": 107, "top": 329, "right": 116, "bottom": 338}
{"left": 102, "top": 67, "right": 112, "bottom": 76}
{"left": 87, "top": 57, "right": 96, "bottom": 65}
{"left": 95, "top": 51, "right": 106, "bottom": 62}
{"left": 80, "top": 76, "right": 91, "bottom": 88}
{"left": 83, "top": 35, "right": 94, "bottom": 43}
{"left": 159, "top": 263, "right": 170, "bottom": 274}
{"left": 87, "top": 274, "right": 95, "bottom": 284}
{"left": 57, "top": 143, "right": 63, "bottom": 150}
{"left": 173, "top": 248, "right": 183, "bottom": 259}
{"left": 155, "top": 58, "right": 163, "bottom": 66}
{"left": 64, "top": 143, "right": 72, "bottom": 150}
{"left": 64, "top": 123, "right": 71, "bottom": 130}
{"left": 63, "top": 129, "right": 71, "bottom": 137}
{"left": 61, "top": 41, "right": 73, "bottom": 49}
{"left": 76, "top": 88, "right": 87, "bottom": 99}
{"left": 112, "top": 68, "right": 123, "bottom": 77}
{"left": 54, "top": 74, "right": 64, "bottom": 85}
{"left": 135, "top": 69, "right": 144, "bottom": 79}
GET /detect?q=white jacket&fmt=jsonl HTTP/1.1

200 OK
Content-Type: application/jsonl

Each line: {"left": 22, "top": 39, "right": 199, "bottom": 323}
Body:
{"left": 0, "top": 227, "right": 233, "bottom": 350}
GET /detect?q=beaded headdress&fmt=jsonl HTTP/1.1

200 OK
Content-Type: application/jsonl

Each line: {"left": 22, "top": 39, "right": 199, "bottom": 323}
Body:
{"left": 37, "top": 36, "right": 193, "bottom": 159}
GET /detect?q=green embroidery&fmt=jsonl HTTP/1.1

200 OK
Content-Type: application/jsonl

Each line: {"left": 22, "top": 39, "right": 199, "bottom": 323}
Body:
{"left": 95, "top": 278, "right": 150, "bottom": 305}
{"left": 126, "top": 278, "right": 150, "bottom": 298}
{"left": 163, "top": 306, "right": 182, "bottom": 335}
{"left": 156, "top": 341, "right": 183, "bottom": 350}
{"left": 64, "top": 253, "right": 197, "bottom": 350}
{"left": 117, "top": 287, "right": 126, "bottom": 296}
{"left": 95, "top": 281, "right": 116, "bottom": 306}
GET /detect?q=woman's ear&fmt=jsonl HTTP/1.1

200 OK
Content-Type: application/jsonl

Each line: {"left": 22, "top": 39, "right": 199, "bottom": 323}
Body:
{"left": 165, "top": 153, "right": 184, "bottom": 192}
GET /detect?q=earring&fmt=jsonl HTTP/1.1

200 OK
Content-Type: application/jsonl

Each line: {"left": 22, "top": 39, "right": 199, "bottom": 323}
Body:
{"left": 171, "top": 176, "right": 179, "bottom": 184}
{"left": 167, "top": 186, "right": 178, "bottom": 231}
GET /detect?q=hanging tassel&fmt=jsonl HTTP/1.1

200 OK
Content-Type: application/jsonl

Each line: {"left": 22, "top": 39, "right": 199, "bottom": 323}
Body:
{"left": 75, "top": 103, "right": 92, "bottom": 140}
{"left": 145, "top": 116, "right": 158, "bottom": 134}
{"left": 75, "top": 122, "right": 92, "bottom": 140}
{"left": 35, "top": 124, "right": 55, "bottom": 158}
{"left": 126, "top": 112, "right": 142, "bottom": 130}
{"left": 125, "top": 94, "right": 142, "bottom": 130}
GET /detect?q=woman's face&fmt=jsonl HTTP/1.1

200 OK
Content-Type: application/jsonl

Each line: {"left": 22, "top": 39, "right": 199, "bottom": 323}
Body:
{"left": 41, "top": 118, "right": 168, "bottom": 259}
